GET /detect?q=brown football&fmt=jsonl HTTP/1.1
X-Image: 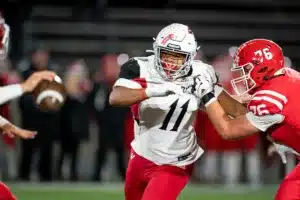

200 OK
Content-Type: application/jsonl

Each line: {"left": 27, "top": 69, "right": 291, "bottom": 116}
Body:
{"left": 33, "top": 75, "right": 66, "bottom": 112}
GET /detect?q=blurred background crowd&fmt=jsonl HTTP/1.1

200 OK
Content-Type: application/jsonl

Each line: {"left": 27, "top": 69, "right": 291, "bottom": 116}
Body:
{"left": 0, "top": 0, "right": 299, "bottom": 189}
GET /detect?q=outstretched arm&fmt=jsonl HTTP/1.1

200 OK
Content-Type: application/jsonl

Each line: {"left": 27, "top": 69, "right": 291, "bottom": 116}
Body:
{"left": 0, "top": 115, "right": 36, "bottom": 139}
{"left": 0, "top": 84, "right": 24, "bottom": 105}
{"left": 205, "top": 99, "right": 260, "bottom": 140}
{"left": 204, "top": 92, "right": 284, "bottom": 140}
{"left": 215, "top": 86, "right": 248, "bottom": 118}
{"left": 197, "top": 63, "right": 282, "bottom": 139}
{"left": 0, "top": 71, "right": 57, "bottom": 105}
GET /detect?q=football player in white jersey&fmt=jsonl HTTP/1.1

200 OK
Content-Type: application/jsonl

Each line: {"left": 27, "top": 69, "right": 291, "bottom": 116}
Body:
{"left": 110, "top": 23, "right": 247, "bottom": 200}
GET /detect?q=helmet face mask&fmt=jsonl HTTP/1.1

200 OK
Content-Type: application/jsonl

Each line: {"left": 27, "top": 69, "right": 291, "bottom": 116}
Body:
{"left": 153, "top": 23, "right": 198, "bottom": 81}
{"left": 231, "top": 63, "right": 256, "bottom": 95}
{"left": 155, "top": 46, "right": 193, "bottom": 80}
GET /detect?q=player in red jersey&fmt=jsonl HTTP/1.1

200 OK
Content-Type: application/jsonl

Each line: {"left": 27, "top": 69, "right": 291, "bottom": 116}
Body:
{"left": 192, "top": 38, "right": 300, "bottom": 200}
{"left": 0, "top": 14, "right": 58, "bottom": 200}
{"left": 0, "top": 15, "right": 57, "bottom": 138}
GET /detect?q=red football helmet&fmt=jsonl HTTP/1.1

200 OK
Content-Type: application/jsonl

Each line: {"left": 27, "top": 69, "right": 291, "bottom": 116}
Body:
{"left": 231, "top": 39, "right": 284, "bottom": 95}
{"left": 0, "top": 13, "right": 10, "bottom": 60}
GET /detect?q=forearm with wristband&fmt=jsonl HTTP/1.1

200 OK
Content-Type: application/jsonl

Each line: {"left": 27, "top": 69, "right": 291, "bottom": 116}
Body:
{"left": 202, "top": 85, "right": 223, "bottom": 107}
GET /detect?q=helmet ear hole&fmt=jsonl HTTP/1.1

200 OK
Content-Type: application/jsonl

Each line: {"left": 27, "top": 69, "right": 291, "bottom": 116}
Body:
{"left": 258, "top": 66, "right": 268, "bottom": 73}
{"left": 263, "top": 76, "right": 269, "bottom": 81}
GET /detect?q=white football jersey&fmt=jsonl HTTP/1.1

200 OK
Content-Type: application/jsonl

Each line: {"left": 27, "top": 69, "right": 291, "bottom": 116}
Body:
{"left": 114, "top": 55, "right": 219, "bottom": 166}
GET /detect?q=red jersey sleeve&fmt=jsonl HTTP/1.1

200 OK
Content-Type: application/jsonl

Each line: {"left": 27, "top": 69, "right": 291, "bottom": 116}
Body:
{"left": 246, "top": 89, "right": 287, "bottom": 132}
{"left": 248, "top": 89, "right": 288, "bottom": 116}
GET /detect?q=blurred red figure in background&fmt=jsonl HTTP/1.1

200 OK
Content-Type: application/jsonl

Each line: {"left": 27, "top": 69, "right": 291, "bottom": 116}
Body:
{"left": 91, "top": 54, "right": 128, "bottom": 181}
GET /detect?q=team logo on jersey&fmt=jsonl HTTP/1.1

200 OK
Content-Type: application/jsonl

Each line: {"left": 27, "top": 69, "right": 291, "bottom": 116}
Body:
{"left": 177, "top": 152, "right": 191, "bottom": 162}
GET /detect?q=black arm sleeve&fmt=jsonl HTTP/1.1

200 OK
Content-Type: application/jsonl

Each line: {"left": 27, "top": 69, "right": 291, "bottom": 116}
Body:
{"left": 119, "top": 58, "right": 141, "bottom": 80}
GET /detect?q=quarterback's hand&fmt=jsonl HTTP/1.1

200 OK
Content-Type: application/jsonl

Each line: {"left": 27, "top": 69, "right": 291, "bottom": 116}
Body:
{"left": 1, "top": 123, "right": 36, "bottom": 139}
{"left": 21, "top": 71, "right": 57, "bottom": 93}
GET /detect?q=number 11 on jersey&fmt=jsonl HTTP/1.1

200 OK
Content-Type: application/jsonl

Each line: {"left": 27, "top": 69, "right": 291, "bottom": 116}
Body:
{"left": 160, "top": 99, "right": 190, "bottom": 132}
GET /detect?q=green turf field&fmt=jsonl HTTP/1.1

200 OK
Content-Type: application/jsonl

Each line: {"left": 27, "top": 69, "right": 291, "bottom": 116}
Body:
{"left": 8, "top": 183, "right": 277, "bottom": 200}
